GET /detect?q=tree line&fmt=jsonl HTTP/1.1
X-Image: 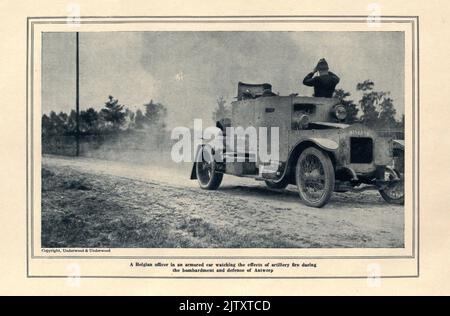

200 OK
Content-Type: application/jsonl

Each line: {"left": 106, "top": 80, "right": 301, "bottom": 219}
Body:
{"left": 43, "top": 80, "right": 403, "bottom": 138}
{"left": 42, "top": 95, "right": 167, "bottom": 137}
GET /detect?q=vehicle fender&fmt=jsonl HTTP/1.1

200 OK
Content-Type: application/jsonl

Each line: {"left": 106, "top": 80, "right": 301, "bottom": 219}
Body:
{"left": 196, "top": 127, "right": 224, "bottom": 150}
{"left": 190, "top": 143, "right": 203, "bottom": 180}
{"left": 276, "top": 138, "right": 339, "bottom": 184}
{"left": 392, "top": 139, "right": 404, "bottom": 150}
{"left": 190, "top": 162, "right": 197, "bottom": 179}
{"left": 190, "top": 128, "right": 224, "bottom": 180}
{"left": 391, "top": 139, "right": 405, "bottom": 174}
{"left": 303, "top": 137, "right": 339, "bottom": 151}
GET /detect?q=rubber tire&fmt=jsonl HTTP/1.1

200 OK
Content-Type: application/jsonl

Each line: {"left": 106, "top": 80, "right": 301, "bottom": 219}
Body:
{"left": 295, "top": 147, "right": 335, "bottom": 208}
{"left": 195, "top": 147, "right": 223, "bottom": 190}
{"left": 379, "top": 170, "right": 404, "bottom": 205}
{"left": 265, "top": 177, "right": 289, "bottom": 190}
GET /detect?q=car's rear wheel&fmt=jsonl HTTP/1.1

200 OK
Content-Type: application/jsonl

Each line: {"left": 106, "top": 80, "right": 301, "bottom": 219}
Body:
{"left": 295, "top": 147, "right": 335, "bottom": 208}
{"left": 195, "top": 146, "right": 223, "bottom": 190}
{"left": 265, "top": 177, "right": 289, "bottom": 190}
{"left": 379, "top": 168, "right": 404, "bottom": 205}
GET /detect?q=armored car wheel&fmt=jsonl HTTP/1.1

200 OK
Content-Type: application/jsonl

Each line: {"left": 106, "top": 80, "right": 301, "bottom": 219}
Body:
{"left": 295, "top": 147, "right": 335, "bottom": 208}
{"left": 195, "top": 146, "right": 223, "bottom": 190}
{"left": 379, "top": 168, "right": 404, "bottom": 205}
{"left": 265, "top": 177, "right": 289, "bottom": 190}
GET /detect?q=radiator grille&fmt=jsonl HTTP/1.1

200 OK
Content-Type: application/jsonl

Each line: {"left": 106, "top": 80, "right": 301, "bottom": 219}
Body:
{"left": 350, "top": 137, "right": 373, "bottom": 163}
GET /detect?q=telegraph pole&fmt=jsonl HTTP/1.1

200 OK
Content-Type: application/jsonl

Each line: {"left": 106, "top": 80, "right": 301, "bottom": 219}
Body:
{"left": 75, "top": 32, "right": 80, "bottom": 156}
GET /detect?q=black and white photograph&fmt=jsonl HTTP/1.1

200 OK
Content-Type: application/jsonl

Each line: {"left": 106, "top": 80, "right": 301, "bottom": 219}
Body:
{"left": 8, "top": 0, "right": 450, "bottom": 296}
{"left": 40, "top": 29, "right": 406, "bottom": 250}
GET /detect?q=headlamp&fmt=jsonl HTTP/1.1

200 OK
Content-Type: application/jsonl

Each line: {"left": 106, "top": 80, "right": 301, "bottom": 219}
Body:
{"left": 334, "top": 105, "right": 347, "bottom": 121}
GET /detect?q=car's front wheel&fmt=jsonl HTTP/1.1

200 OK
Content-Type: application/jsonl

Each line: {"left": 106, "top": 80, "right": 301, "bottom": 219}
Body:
{"left": 195, "top": 146, "right": 223, "bottom": 190}
{"left": 295, "top": 147, "right": 335, "bottom": 208}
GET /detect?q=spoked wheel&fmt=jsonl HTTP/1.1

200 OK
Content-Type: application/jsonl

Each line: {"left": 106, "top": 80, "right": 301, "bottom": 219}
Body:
{"left": 195, "top": 146, "right": 223, "bottom": 190}
{"left": 265, "top": 177, "right": 289, "bottom": 190}
{"left": 379, "top": 168, "right": 404, "bottom": 205}
{"left": 295, "top": 147, "right": 335, "bottom": 208}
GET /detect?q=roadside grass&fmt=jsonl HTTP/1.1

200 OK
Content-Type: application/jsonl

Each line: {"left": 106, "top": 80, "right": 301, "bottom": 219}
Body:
{"left": 42, "top": 166, "right": 180, "bottom": 248}
{"left": 41, "top": 165, "right": 300, "bottom": 248}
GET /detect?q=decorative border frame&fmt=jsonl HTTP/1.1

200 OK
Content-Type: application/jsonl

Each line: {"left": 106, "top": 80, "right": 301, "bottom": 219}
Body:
{"left": 26, "top": 16, "right": 419, "bottom": 278}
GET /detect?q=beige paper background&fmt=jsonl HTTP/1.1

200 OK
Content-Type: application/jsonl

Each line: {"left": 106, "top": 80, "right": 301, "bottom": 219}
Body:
{"left": 0, "top": 0, "right": 448, "bottom": 295}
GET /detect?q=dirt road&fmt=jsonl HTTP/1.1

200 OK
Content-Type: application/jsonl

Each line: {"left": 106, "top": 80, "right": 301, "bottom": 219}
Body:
{"left": 42, "top": 155, "right": 404, "bottom": 248}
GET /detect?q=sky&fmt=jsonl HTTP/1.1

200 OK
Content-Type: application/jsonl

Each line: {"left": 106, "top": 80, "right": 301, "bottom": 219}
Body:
{"left": 42, "top": 31, "right": 404, "bottom": 128}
